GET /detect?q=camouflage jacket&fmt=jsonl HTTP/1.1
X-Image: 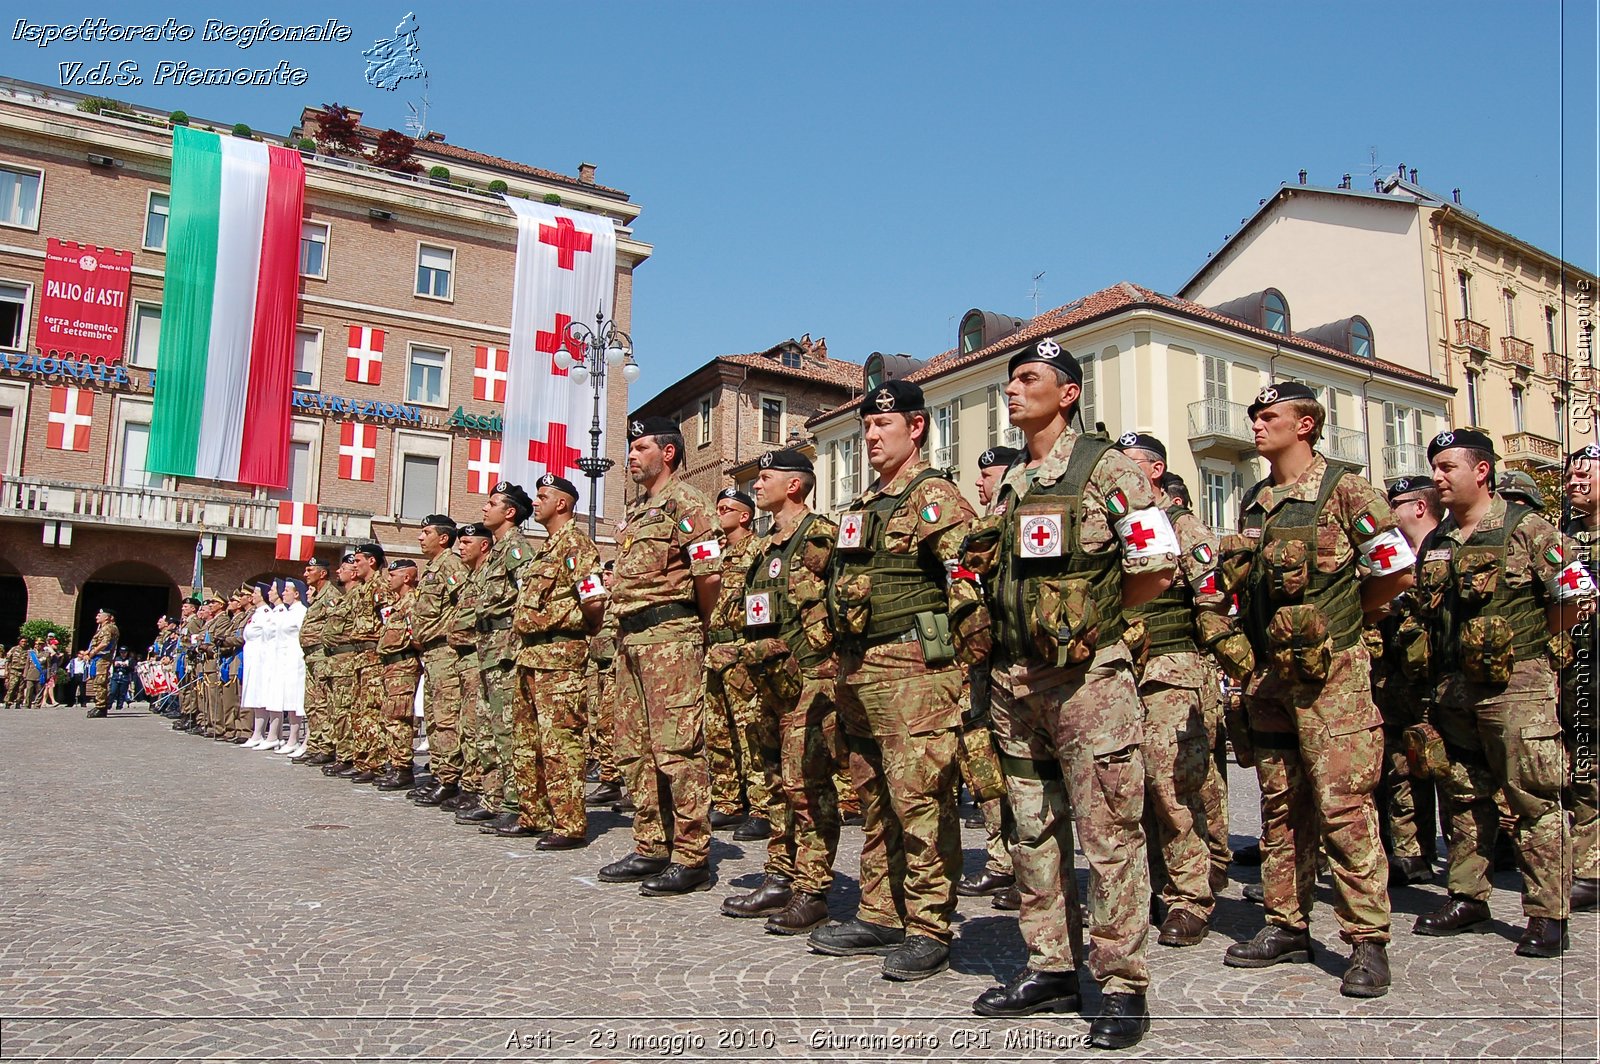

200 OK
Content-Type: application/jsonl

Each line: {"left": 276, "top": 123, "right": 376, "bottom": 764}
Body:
{"left": 88, "top": 620, "right": 118, "bottom": 659}
{"left": 610, "top": 475, "right": 719, "bottom": 619}
{"left": 480, "top": 527, "right": 534, "bottom": 665}
{"left": 412, "top": 549, "right": 468, "bottom": 648}
{"left": 513, "top": 519, "right": 603, "bottom": 671}
{"left": 750, "top": 506, "right": 839, "bottom": 673}
{"left": 321, "top": 580, "right": 356, "bottom": 651}
{"left": 347, "top": 576, "right": 391, "bottom": 645}
{"left": 706, "top": 531, "right": 763, "bottom": 669}
{"left": 1141, "top": 497, "right": 1227, "bottom": 688}
{"left": 301, "top": 580, "right": 343, "bottom": 652}
{"left": 448, "top": 562, "right": 486, "bottom": 652}
{"left": 377, "top": 587, "right": 415, "bottom": 655}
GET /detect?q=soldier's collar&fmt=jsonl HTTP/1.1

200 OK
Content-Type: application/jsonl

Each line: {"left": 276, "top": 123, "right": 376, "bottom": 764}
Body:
{"left": 871, "top": 457, "right": 930, "bottom": 498}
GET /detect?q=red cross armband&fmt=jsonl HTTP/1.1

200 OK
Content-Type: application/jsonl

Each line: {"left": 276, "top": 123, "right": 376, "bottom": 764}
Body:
{"left": 576, "top": 572, "right": 608, "bottom": 601}
{"left": 1356, "top": 528, "right": 1415, "bottom": 576}
{"left": 943, "top": 558, "right": 980, "bottom": 584}
{"left": 686, "top": 538, "right": 722, "bottom": 563}
{"left": 1114, "top": 507, "right": 1179, "bottom": 560}
{"left": 1551, "top": 560, "right": 1597, "bottom": 602}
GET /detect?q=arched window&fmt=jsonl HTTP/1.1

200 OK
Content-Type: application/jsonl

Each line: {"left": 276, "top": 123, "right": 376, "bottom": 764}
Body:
{"left": 1350, "top": 317, "right": 1374, "bottom": 358}
{"left": 960, "top": 311, "right": 984, "bottom": 354}
{"left": 1262, "top": 289, "right": 1289, "bottom": 334}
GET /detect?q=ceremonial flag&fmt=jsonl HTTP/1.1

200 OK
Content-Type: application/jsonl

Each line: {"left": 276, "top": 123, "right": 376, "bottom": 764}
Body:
{"left": 275, "top": 501, "right": 318, "bottom": 562}
{"left": 148, "top": 126, "right": 305, "bottom": 487}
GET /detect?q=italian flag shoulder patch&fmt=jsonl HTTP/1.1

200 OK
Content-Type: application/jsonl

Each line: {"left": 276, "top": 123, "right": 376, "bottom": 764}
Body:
{"left": 1192, "top": 543, "right": 1214, "bottom": 565}
{"left": 920, "top": 502, "right": 942, "bottom": 523}
{"left": 1106, "top": 489, "right": 1129, "bottom": 517}
{"left": 677, "top": 516, "right": 695, "bottom": 534}
{"left": 1353, "top": 513, "right": 1379, "bottom": 537}
{"left": 1546, "top": 546, "right": 1564, "bottom": 566}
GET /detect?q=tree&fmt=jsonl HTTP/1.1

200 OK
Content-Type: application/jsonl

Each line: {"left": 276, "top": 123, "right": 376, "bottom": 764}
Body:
{"left": 371, "top": 129, "right": 423, "bottom": 175}
{"left": 312, "top": 103, "right": 363, "bottom": 157}
{"left": 20, "top": 619, "right": 72, "bottom": 646}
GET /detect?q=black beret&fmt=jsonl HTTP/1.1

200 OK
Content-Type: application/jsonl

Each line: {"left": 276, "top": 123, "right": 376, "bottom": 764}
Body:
{"left": 339, "top": 551, "right": 358, "bottom": 564}
{"left": 536, "top": 473, "right": 580, "bottom": 501}
{"left": 457, "top": 522, "right": 492, "bottom": 540}
{"left": 490, "top": 481, "right": 533, "bottom": 521}
{"left": 1426, "top": 427, "right": 1497, "bottom": 462}
{"left": 303, "top": 557, "right": 330, "bottom": 570}
{"left": 717, "top": 487, "right": 755, "bottom": 511}
{"left": 1567, "top": 443, "right": 1600, "bottom": 467}
{"left": 628, "top": 416, "right": 680, "bottom": 441}
{"left": 185, "top": 594, "right": 203, "bottom": 606}
{"left": 758, "top": 448, "right": 814, "bottom": 473}
{"left": 1386, "top": 475, "right": 1434, "bottom": 502}
{"left": 859, "top": 379, "right": 925, "bottom": 416}
{"left": 1246, "top": 381, "right": 1319, "bottom": 420}
{"left": 420, "top": 514, "right": 456, "bottom": 531}
{"left": 354, "top": 542, "right": 387, "bottom": 565}
{"left": 1007, "top": 338, "right": 1080, "bottom": 384}
{"left": 387, "top": 558, "right": 417, "bottom": 571}
{"left": 1114, "top": 432, "right": 1167, "bottom": 461}
{"left": 977, "top": 446, "right": 1020, "bottom": 470}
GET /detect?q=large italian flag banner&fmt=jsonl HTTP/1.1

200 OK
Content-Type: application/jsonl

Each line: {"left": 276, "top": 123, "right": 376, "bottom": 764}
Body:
{"left": 500, "top": 197, "right": 617, "bottom": 511}
{"left": 148, "top": 127, "right": 305, "bottom": 487}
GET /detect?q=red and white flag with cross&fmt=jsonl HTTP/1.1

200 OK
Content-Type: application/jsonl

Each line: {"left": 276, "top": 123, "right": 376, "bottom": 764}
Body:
{"left": 346, "top": 325, "right": 385, "bottom": 385}
{"left": 473, "top": 344, "right": 508, "bottom": 402}
{"left": 275, "top": 501, "right": 318, "bottom": 562}
{"left": 337, "top": 421, "right": 377, "bottom": 481}
{"left": 47, "top": 385, "right": 94, "bottom": 451}
{"left": 466, "top": 437, "right": 502, "bottom": 495}
{"left": 499, "top": 197, "right": 617, "bottom": 512}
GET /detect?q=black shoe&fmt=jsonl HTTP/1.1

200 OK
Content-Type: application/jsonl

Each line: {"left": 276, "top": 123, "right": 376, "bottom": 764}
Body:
{"left": 808, "top": 917, "right": 905, "bottom": 956}
{"left": 957, "top": 869, "right": 1016, "bottom": 897}
{"left": 479, "top": 811, "right": 521, "bottom": 834}
{"left": 454, "top": 801, "right": 497, "bottom": 824}
{"left": 536, "top": 833, "right": 587, "bottom": 851}
{"left": 322, "top": 760, "right": 353, "bottom": 777}
{"left": 1223, "top": 925, "right": 1314, "bottom": 968}
{"left": 640, "top": 862, "right": 713, "bottom": 897}
{"left": 1514, "top": 916, "right": 1568, "bottom": 958}
{"left": 883, "top": 935, "right": 949, "bottom": 981}
{"left": 374, "top": 769, "right": 414, "bottom": 791}
{"left": 586, "top": 781, "right": 624, "bottom": 807}
{"left": 973, "top": 968, "right": 1081, "bottom": 1017}
{"left": 722, "top": 874, "right": 793, "bottom": 918}
{"left": 992, "top": 886, "right": 1021, "bottom": 911}
{"left": 709, "top": 807, "right": 746, "bottom": 830}
{"left": 85, "top": 707, "right": 106, "bottom": 718}
{"left": 1340, "top": 941, "right": 1391, "bottom": 998}
{"left": 1242, "top": 882, "right": 1264, "bottom": 904}
{"left": 438, "top": 790, "right": 473, "bottom": 812}
{"left": 296, "top": 751, "right": 335, "bottom": 766}
{"left": 349, "top": 770, "right": 379, "bottom": 785}
{"left": 1088, "top": 993, "right": 1149, "bottom": 1050}
{"left": 611, "top": 797, "right": 637, "bottom": 814}
{"left": 732, "top": 816, "right": 771, "bottom": 841}
{"left": 1571, "top": 878, "right": 1599, "bottom": 912}
{"left": 963, "top": 812, "right": 985, "bottom": 829}
{"left": 413, "top": 782, "right": 458, "bottom": 806}
{"left": 584, "top": 760, "right": 600, "bottom": 783}
{"left": 598, "top": 853, "right": 670, "bottom": 883}
{"left": 1233, "top": 843, "right": 1262, "bottom": 866}
{"left": 1389, "top": 855, "right": 1433, "bottom": 886}
{"left": 1413, "top": 896, "right": 1493, "bottom": 937}
{"left": 494, "top": 818, "right": 543, "bottom": 838}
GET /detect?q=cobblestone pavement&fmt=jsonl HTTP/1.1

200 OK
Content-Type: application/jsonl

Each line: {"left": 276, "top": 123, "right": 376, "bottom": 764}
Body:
{"left": 0, "top": 704, "right": 1595, "bottom": 1063}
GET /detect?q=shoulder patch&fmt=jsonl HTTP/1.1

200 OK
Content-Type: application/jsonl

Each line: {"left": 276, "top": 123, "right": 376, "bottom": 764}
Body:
{"left": 677, "top": 516, "right": 695, "bottom": 534}
{"left": 1106, "top": 488, "right": 1129, "bottom": 517}
{"left": 1191, "top": 543, "right": 1214, "bottom": 565}
{"left": 1545, "top": 546, "right": 1564, "bottom": 566}
{"left": 1353, "top": 513, "right": 1379, "bottom": 537}
{"left": 919, "top": 502, "right": 941, "bottom": 523}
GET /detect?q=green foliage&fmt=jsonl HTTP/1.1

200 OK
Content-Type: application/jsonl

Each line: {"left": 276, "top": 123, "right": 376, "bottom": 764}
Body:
{"left": 231, "top": 122, "right": 252, "bottom": 138}
{"left": 19, "top": 619, "right": 72, "bottom": 646}
{"left": 542, "top": 192, "right": 562, "bottom": 205}
{"left": 487, "top": 179, "right": 509, "bottom": 194}
{"left": 168, "top": 110, "right": 189, "bottom": 126}
{"left": 428, "top": 165, "right": 450, "bottom": 180}
{"left": 297, "top": 137, "right": 316, "bottom": 152}
{"left": 76, "top": 97, "right": 123, "bottom": 115}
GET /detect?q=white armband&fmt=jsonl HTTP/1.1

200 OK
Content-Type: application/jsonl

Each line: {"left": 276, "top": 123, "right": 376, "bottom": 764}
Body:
{"left": 1356, "top": 528, "right": 1415, "bottom": 575}
{"left": 1114, "top": 507, "right": 1179, "bottom": 559}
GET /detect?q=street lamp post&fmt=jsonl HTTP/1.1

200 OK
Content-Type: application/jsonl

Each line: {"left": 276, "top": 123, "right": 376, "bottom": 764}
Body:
{"left": 553, "top": 305, "right": 641, "bottom": 539}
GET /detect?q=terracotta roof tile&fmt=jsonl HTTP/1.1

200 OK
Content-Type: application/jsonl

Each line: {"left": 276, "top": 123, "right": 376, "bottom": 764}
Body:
{"left": 351, "top": 122, "right": 627, "bottom": 197}
{"left": 716, "top": 350, "right": 862, "bottom": 391}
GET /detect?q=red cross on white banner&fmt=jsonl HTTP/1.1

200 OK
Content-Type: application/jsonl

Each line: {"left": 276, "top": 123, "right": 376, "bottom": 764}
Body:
{"left": 689, "top": 539, "right": 722, "bottom": 562}
{"left": 473, "top": 345, "right": 508, "bottom": 402}
{"left": 275, "top": 501, "right": 318, "bottom": 562}
{"left": 538, "top": 216, "right": 594, "bottom": 270}
{"left": 346, "top": 325, "right": 385, "bottom": 385}
{"left": 1369, "top": 542, "right": 1399, "bottom": 570}
{"left": 535, "top": 313, "right": 584, "bottom": 378}
{"left": 337, "top": 421, "right": 377, "bottom": 481}
{"left": 527, "top": 423, "right": 581, "bottom": 477}
{"left": 46, "top": 386, "right": 93, "bottom": 451}
{"left": 577, "top": 572, "right": 606, "bottom": 601}
{"left": 1124, "top": 521, "right": 1156, "bottom": 551}
{"left": 467, "top": 438, "right": 502, "bottom": 495}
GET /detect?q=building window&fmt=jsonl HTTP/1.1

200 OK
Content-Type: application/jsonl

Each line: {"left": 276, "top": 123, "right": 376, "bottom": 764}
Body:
{"left": 1546, "top": 306, "right": 1559, "bottom": 353}
{"left": 1203, "top": 355, "right": 1229, "bottom": 400}
{"left": 698, "top": 396, "right": 712, "bottom": 446}
{"left": 1457, "top": 270, "right": 1473, "bottom": 319}
{"left": 1262, "top": 290, "right": 1289, "bottom": 334}
{"left": 399, "top": 454, "right": 440, "bottom": 520}
{"left": 0, "top": 164, "right": 42, "bottom": 230}
{"left": 1555, "top": 394, "right": 1567, "bottom": 431}
{"left": 1350, "top": 317, "right": 1374, "bottom": 358}
{"left": 1201, "top": 470, "right": 1230, "bottom": 532}
{"left": 0, "top": 282, "right": 30, "bottom": 349}
{"left": 933, "top": 402, "right": 959, "bottom": 467}
{"left": 416, "top": 244, "right": 454, "bottom": 299}
{"left": 406, "top": 345, "right": 447, "bottom": 406}
{"left": 393, "top": 430, "right": 451, "bottom": 520}
{"left": 1077, "top": 354, "right": 1097, "bottom": 427}
{"left": 780, "top": 348, "right": 802, "bottom": 369}
{"left": 128, "top": 302, "right": 161, "bottom": 368}
{"left": 300, "top": 222, "right": 329, "bottom": 279}
{"left": 1511, "top": 384, "right": 1524, "bottom": 432}
{"left": 1384, "top": 403, "right": 1422, "bottom": 448}
{"left": 1503, "top": 290, "right": 1517, "bottom": 336}
{"left": 143, "top": 192, "right": 169, "bottom": 251}
{"left": 833, "top": 437, "right": 859, "bottom": 503}
{"left": 118, "top": 421, "right": 161, "bottom": 489}
{"left": 760, "top": 395, "right": 785, "bottom": 444}
{"left": 960, "top": 312, "right": 984, "bottom": 354}
{"left": 293, "top": 327, "right": 322, "bottom": 389}
{"left": 1465, "top": 369, "right": 1480, "bottom": 424}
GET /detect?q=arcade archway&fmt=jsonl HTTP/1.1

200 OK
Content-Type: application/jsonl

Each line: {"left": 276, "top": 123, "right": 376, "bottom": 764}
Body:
{"left": 0, "top": 557, "right": 23, "bottom": 646}
{"left": 77, "top": 560, "right": 179, "bottom": 656}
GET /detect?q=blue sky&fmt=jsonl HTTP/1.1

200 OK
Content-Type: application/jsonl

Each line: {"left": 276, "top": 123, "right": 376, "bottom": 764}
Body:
{"left": 4, "top": 1, "right": 1595, "bottom": 401}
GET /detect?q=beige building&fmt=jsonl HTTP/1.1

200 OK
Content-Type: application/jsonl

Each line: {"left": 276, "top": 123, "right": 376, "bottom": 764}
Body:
{"left": 806, "top": 284, "right": 1452, "bottom": 534}
{"left": 1181, "top": 167, "right": 1597, "bottom": 468}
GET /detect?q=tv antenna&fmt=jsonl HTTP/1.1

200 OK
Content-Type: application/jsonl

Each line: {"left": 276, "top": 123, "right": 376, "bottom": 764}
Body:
{"left": 1030, "top": 271, "right": 1046, "bottom": 317}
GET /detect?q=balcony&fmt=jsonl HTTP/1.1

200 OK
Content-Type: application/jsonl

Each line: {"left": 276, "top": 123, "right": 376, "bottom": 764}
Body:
{"left": 1501, "top": 432, "right": 1562, "bottom": 468}
{"left": 0, "top": 478, "right": 372, "bottom": 540}
{"left": 1502, "top": 336, "right": 1534, "bottom": 370}
{"left": 1323, "top": 424, "right": 1369, "bottom": 468}
{"left": 1454, "top": 318, "right": 1490, "bottom": 353}
{"left": 1187, "top": 398, "right": 1254, "bottom": 454}
{"left": 1381, "top": 444, "right": 1430, "bottom": 478}
{"left": 932, "top": 444, "right": 957, "bottom": 470}
{"left": 1545, "top": 352, "right": 1569, "bottom": 379}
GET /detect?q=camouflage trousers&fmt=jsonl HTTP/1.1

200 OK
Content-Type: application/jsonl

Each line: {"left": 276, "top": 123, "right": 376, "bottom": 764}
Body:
{"left": 514, "top": 666, "right": 588, "bottom": 838}
{"left": 1376, "top": 684, "right": 1438, "bottom": 862}
{"left": 454, "top": 650, "right": 486, "bottom": 794}
{"left": 179, "top": 675, "right": 199, "bottom": 721}
{"left": 324, "top": 653, "right": 357, "bottom": 762}
{"left": 197, "top": 673, "right": 218, "bottom": 728}
{"left": 379, "top": 655, "right": 420, "bottom": 771}
{"left": 836, "top": 646, "right": 963, "bottom": 944}
{"left": 992, "top": 650, "right": 1150, "bottom": 995}
{"left": 753, "top": 654, "right": 843, "bottom": 896}
{"left": 1201, "top": 692, "right": 1231, "bottom": 883}
{"left": 349, "top": 650, "right": 385, "bottom": 772}
{"left": 614, "top": 616, "right": 712, "bottom": 867}
{"left": 1139, "top": 679, "right": 1215, "bottom": 919}
{"left": 1436, "top": 685, "right": 1571, "bottom": 919}
{"left": 420, "top": 644, "right": 465, "bottom": 785}
{"left": 479, "top": 658, "right": 520, "bottom": 814}
{"left": 956, "top": 724, "right": 1013, "bottom": 876}
{"left": 1245, "top": 647, "right": 1390, "bottom": 943}
{"left": 586, "top": 657, "right": 621, "bottom": 784}
{"left": 303, "top": 652, "right": 335, "bottom": 754}
{"left": 218, "top": 678, "right": 244, "bottom": 739}
{"left": 705, "top": 655, "right": 773, "bottom": 818}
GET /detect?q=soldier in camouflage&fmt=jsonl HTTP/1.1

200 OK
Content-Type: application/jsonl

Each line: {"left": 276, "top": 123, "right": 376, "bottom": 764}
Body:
{"left": 344, "top": 543, "right": 391, "bottom": 784}
{"left": 440, "top": 524, "right": 493, "bottom": 815}
{"left": 584, "top": 569, "right": 625, "bottom": 809}
{"left": 962, "top": 342, "right": 1172, "bottom": 1049}
{"left": 218, "top": 589, "right": 249, "bottom": 741}
{"left": 408, "top": 516, "right": 469, "bottom": 805}
{"left": 721, "top": 449, "right": 844, "bottom": 934}
{"left": 84, "top": 608, "right": 119, "bottom": 719}
{"left": 194, "top": 598, "right": 225, "bottom": 735}
{"left": 1563, "top": 444, "right": 1600, "bottom": 912}
{"left": 597, "top": 416, "right": 720, "bottom": 897}
{"left": 293, "top": 558, "right": 342, "bottom": 765}
{"left": 506, "top": 474, "right": 605, "bottom": 845}
{"left": 371, "top": 559, "right": 421, "bottom": 789}
{"left": 320, "top": 552, "right": 364, "bottom": 776}
{"left": 174, "top": 598, "right": 205, "bottom": 732}
{"left": 4, "top": 638, "right": 30, "bottom": 706}
{"left": 1412, "top": 429, "right": 1593, "bottom": 956}
{"left": 1222, "top": 381, "right": 1413, "bottom": 998}
{"left": 810, "top": 379, "right": 983, "bottom": 984}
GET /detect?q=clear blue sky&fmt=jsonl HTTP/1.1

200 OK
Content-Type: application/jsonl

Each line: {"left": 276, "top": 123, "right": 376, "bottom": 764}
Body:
{"left": 4, "top": 1, "right": 1595, "bottom": 402}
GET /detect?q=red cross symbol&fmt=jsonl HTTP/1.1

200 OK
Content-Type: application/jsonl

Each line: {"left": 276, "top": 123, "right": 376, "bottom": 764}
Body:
{"left": 579, "top": 576, "right": 600, "bottom": 597}
{"left": 690, "top": 543, "right": 717, "bottom": 561}
{"left": 750, "top": 599, "right": 766, "bottom": 619}
{"left": 535, "top": 313, "right": 584, "bottom": 378}
{"left": 1369, "top": 543, "right": 1399, "bottom": 570}
{"left": 527, "top": 423, "right": 581, "bottom": 477}
{"left": 843, "top": 516, "right": 861, "bottom": 537}
{"left": 1125, "top": 521, "right": 1156, "bottom": 550}
{"left": 1560, "top": 565, "right": 1589, "bottom": 592}
{"left": 1029, "top": 523, "right": 1054, "bottom": 549}
{"left": 538, "top": 216, "right": 593, "bottom": 270}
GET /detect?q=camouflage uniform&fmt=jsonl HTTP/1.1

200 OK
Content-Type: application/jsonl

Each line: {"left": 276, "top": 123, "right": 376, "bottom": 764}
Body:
{"left": 1200, "top": 681, "right": 1233, "bottom": 887}
{"left": 321, "top": 581, "right": 360, "bottom": 764}
{"left": 346, "top": 576, "right": 390, "bottom": 773}
{"left": 610, "top": 476, "right": 719, "bottom": 866}
{"left": 1368, "top": 599, "right": 1437, "bottom": 863}
{"left": 3, "top": 643, "right": 27, "bottom": 705}
{"left": 478, "top": 527, "right": 534, "bottom": 814}
{"left": 179, "top": 613, "right": 204, "bottom": 724}
{"left": 375, "top": 585, "right": 420, "bottom": 771}
{"left": 705, "top": 532, "right": 769, "bottom": 819}
{"left": 1236, "top": 454, "right": 1394, "bottom": 944}
{"left": 413, "top": 550, "right": 469, "bottom": 786}
{"left": 829, "top": 459, "right": 976, "bottom": 945}
{"left": 196, "top": 612, "right": 223, "bottom": 733}
{"left": 301, "top": 582, "right": 343, "bottom": 756}
{"left": 449, "top": 563, "right": 487, "bottom": 796}
{"left": 586, "top": 608, "right": 622, "bottom": 787}
{"left": 969, "top": 430, "right": 1170, "bottom": 994}
{"left": 511, "top": 520, "right": 603, "bottom": 837}
{"left": 1417, "top": 495, "right": 1578, "bottom": 919}
{"left": 1560, "top": 514, "right": 1598, "bottom": 890}
{"left": 86, "top": 619, "right": 119, "bottom": 712}
{"left": 218, "top": 607, "right": 246, "bottom": 739}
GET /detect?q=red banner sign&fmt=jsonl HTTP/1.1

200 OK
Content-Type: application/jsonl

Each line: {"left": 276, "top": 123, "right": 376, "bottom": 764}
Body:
{"left": 36, "top": 238, "right": 133, "bottom": 361}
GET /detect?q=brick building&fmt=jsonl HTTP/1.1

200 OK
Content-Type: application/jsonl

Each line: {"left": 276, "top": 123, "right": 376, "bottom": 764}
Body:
{"left": 0, "top": 79, "right": 651, "bottom": 650}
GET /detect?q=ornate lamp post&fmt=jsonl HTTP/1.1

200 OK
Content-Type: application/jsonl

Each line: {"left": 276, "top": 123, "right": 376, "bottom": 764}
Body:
{"left": 552, "top": 305, "right": 641, "bottom": 539}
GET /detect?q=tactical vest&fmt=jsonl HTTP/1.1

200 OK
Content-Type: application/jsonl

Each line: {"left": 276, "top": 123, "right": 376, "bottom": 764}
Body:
{"left": 1239, "top": 461, "right": 1364, "bottom": 657}
{"left": 1127, "top": 497, "right": 1199, "bottom": 658}
{"left": 1420, "top": 502, "right": 1549, "bottom": 671}
{"left": 829, "top": 468, "right": 953, "bottom": 642}
{"left": 745, "top": 512, "right": 830, "bottom": 671}
{"left": 990, "top": 437, "right": 1125, "bottom": 662}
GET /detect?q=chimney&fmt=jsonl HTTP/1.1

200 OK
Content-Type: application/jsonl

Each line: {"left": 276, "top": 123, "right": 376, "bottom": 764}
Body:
{"left": 1341, "top": 173, "right": 1351, "bottom": 189}
{"left": 425, "top": 131, "right": 445, "bottom": 142}
{"left": 578, "top": 162, "right": 596, "bottom": 185}
{"left": 1397, "top": 161, "right": 1406, "bottom": 180}
{"left": 1298, "top": 169, "right": 1307, "bottom": 185}
{"left": 1409, "top": 167, "right": 1418, "bottom": 183}
{"left": 1452, "top": 188, "right": 1462, "bottom": 204}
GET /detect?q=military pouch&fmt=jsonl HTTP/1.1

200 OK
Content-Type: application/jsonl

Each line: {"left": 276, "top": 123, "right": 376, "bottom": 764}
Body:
{"left": 1415, "top": 556, "right": 1452, "bottom": 614}
{"left": 1262, "top": 537, "right": 1311, "bottom": 602}
{"left": 958, "top": 724, "right": 1007, "bottom": 803}
{"left": 1514, "top": 722, "right": 1569, "bottom": 793}
{"left": 1361, "top": 625, "right": 1385, "bottom": 661}
{"left": 1211, "top": 632, "right": 1256, "bottom": 683}
{"left": 1121, "top": 617, "right": 1150, "bottom": 682}
{"left": 1217, "top": 533, "right": 1256, "bottom": 595}
{"left": 1396, "top": 614, "right": 1431, "bottom": 680}
{"left": 832, "top": 570, "right": 872, "bottom": 635}
{"left": 960, "top": 517, "right": 1005, "bottom": 579}
{"left": 1548, "top": 630, "right": 1575, "bottom": 671}
{"left": 1265, "top": 604, "right": 1332, "bottom": 683}
{"left": 760, "top": 653, "right": 802, "bottom": 705}
{"left": 914, "top": 610, "right": 956, "bottom": 667}
{"left": 1402, "top": 721, "right": 1450, "bottom": 782}
{"left": 1459, "top": 614, "right": 1514, "bottom": 685}
{"left": 1032, "top": 577, "right": 1101, "bottom": 669}
{"left": 1453, "top": 547, "right": 1502, "bottom": 607}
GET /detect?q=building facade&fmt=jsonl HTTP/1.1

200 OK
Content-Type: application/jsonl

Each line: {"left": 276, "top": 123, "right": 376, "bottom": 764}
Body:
{"left": 0, "top": 80, "right": 650, "bottom": 649}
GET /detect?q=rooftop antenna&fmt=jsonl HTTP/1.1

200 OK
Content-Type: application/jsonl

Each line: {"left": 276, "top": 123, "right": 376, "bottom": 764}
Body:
{"left": 404, "top": 77, "right": 430, "bottom": 138}
{"left": 1030, "top": 271, "right": 1046, "bottom": 317}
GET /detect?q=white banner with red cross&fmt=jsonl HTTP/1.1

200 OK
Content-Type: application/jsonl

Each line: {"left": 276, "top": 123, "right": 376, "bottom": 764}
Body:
{"left": 46, "top": 385, "right": 94, "bottom": 451}
{"left": 275, "top": 501, "right": 318, "bottom": 561}
{"left": 473, "top": 344, "right": 508, "bottom": 402}
{"left": 499, "top": 197, "right": 617, "bottom": 514}
{"left": 466, "top": 437, "right": 501, "bottom": 495}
